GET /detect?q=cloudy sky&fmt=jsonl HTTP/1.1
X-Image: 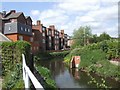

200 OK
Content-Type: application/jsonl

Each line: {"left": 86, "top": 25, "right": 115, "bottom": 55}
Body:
{"left": 1, "top": 0, "right": 119, "bottom": 37}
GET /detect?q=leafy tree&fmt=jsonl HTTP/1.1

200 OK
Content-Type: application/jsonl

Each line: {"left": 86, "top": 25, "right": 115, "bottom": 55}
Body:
{"left": 90, "top": 34, "right": 98, "bottom": 43}
{"left": 72, "top": 26, "right": 92, "bottom": 48}
{"left": 99, "top": 32, "right": 111, "bottom": 42}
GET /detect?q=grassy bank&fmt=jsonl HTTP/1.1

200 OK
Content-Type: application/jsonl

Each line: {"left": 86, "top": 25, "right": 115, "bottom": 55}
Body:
{"left": 34, "top": 50, "right": 70, "bottom": 61}
{"left": 64, "top": 40, "right": 120, "bottom": 81}
{"left": 35, "top": 64, "right": 57, "bottom": 90}
{"left": 34, "top": 56, "right": 58, "bottom": 90}
{"left": 33, "top": 50, "right": 70, "bottom": 89}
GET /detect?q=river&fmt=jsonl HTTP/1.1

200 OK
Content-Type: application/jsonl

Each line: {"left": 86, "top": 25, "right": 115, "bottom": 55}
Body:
{"left": 38, "top": 59, "right": 120, "bottom": 89}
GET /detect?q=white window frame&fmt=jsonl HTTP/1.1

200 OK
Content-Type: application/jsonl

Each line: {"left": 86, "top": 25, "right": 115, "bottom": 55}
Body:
{"left": 30, "top": 37, "right": 33, "bottom": 42}
{"left": 43, "top": 39, "right": 45, "bottom": 43}
{"left": 28, "top": 29, "right": 30, "bottom": 32}
{"left": 19, "top": 36, "right": 23, "bottom": 41}
{"left": 9, "top": 26, "right": 11, "bottom": 31}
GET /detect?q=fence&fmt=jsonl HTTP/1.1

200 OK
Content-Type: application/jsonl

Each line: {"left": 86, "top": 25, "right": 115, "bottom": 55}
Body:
{"left": 22, "top": 54, "right": 44, "bottom": 90}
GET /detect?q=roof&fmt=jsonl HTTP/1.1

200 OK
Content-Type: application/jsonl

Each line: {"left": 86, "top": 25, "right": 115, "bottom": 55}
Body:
{"left": 5, "top": 12, "right": 23, "bottom": 19}
{"left": 25, "top": 16, "right": 29, "bottom": 19}
{"left": 0, "top": 32, "right": 11, "bottom": 42}
{"left": 26, "top": 16, "right": 32, "bottom": 21}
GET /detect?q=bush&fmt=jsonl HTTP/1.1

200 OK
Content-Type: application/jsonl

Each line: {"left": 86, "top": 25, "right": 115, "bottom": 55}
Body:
{"left": 64, "top": 39, "right": 120, "bottom": 81}
{"left": 50, "top": 50, "right": 70, "bottom": 58}
{"left": 1, "top": 41, "right": 31, "bottom": 89}
{"left": 36, "top": 65, "right": 57, "bottom": 89}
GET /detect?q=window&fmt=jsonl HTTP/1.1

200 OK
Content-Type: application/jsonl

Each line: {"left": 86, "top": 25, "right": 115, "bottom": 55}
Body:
{"left": 49, "top": 36, "right": 51, "bottom": 40}
{"left": 28, "top": 29, "right": 30, "bottom": 32}
{"left": 9, "top": 26, "right": 11, "bottom": 31}
{"left": 21, "top": 27, "right": 23, "bottom": 31}
{"left": 19, "top": 36, "right": 23, "bottom": 41}
{"left": 31, "top": 47, "right": 32, "bottom": 51}
{"left": 25, "top": 28, "right": 27, "bottom": 32}
{"left": 32, "top": 32, "right": 35, "bottom": 35}
{"left": 42, "top": 33, "right": 45, "bottom": 36}
{"left": 49, "top": 31, "right": 51, "bottom": 35}
{"left": 30, "top": 37, "right": 33, "bottom": 42}
{"left": 37, "top": 47, "right": 39, "bottom": 50}
{"left": 49, "top": 42, "right": 51, "bottom": 47}
{"left": 43, "top": 39, "right": 45, "bottom": 43}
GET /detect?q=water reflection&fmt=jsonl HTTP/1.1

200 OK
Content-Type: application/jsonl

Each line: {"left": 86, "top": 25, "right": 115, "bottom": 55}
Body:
{"left": 39, "top": 59, "right": 120, "bottom": 88}
{"left": 70, "top": 68, "right": 80, "bottom": 80}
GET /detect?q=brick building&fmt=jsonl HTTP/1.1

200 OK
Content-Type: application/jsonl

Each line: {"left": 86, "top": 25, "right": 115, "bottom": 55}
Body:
{"left": 0, "top": 10, "right": 32, "bottom": 42}
{"left": 46, "top": 28, "right": 52, "bottom": 50}
{"left": 0, "top": 10, "right": 69, "bottom": 53}
{"left": 32, "top": 20, "right": 46, "bottom": 52}
{"left": 0, "top": 10, "right": 39, "bottom": 53}
{"left": 49, "top": 25, "right": 59, "bottom": 50}
{"left": 59, "top": 30, "right": 64, "bottom": 49}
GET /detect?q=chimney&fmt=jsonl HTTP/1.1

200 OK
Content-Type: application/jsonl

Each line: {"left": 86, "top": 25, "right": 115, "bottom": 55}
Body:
{"left": 49, "top": 25, "right": 55, "bottom": 30}
{"left": 10, "top": 10, "right": 16, "bottom": 13}
{"left": 61, "top": 30, "right": 64, "bottom": 34}
{"left": 37, "top": 20, "right": 41, "bottom": 25}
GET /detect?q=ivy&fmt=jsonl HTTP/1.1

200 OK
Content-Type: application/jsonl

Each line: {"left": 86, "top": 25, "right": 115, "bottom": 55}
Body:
{"left": 1, "top": 41, "right": 31, "bottom": 89}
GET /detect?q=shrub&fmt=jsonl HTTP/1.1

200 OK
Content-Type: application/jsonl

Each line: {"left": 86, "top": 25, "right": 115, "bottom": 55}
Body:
{"left": 36, "top": 65, "right": 57, "bottom": 89}
{"left": 1, "top": 41, "right": 31, "bottom": 89}
{"left": 50, "top": 50, "right": 70, "bottom": 58}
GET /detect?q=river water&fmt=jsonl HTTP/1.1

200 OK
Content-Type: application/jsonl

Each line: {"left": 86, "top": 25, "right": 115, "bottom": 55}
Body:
{"left": 39, "top": 59, "right": 120, "bottom": 89}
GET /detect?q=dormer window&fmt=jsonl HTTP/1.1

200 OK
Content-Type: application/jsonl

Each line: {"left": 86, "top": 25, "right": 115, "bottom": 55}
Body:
{"left": 21, "top": 27, "right": 23, "bottom": 31}
{"left": 9, "top": 26, "right": 11, "bottom": 31}
{"left": 25, "top": 28, "right": 27, "bottom": 32}
{"left": 28, "top": 29, "right": 30, "bottom": 32}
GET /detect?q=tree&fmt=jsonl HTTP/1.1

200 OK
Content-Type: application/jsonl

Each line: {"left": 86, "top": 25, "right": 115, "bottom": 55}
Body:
{"left": 89, "top": 34, "right": 98, "bottom": 43}
{"left": 72, "top": 26, "right": 92, "bottom": 48}
{"left": 99, "top": 32, "right": 111, "bottom": 42}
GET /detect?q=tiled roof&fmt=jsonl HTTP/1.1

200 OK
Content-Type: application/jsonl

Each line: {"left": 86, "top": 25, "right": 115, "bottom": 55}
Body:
{"left": 5, "top": 12, "right": 23, "bottom": 19}
{"left": 25, "top": 16, "right": 29, "bottom": 19}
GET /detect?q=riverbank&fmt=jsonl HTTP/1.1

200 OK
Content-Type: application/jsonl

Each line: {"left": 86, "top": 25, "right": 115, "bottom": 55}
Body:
{"left": 34, "top": 59, "right": 58, "bottom": 90}
{"left": 33, "top": 50, "right": 70, "bottom": 89}
{"left": 64, "top": 40, "right": 120, "bottom": 83}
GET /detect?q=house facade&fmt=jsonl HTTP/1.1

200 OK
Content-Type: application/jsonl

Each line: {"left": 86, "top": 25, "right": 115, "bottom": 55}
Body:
{"left": 0, "top": 10, "right": 69, "bottom": 53}
{"left": 32, "top": 20, "right": 46, "bottom": 52}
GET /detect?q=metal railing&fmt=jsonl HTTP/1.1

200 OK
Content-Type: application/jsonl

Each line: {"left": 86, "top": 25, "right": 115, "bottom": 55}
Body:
{"left": 22, "top": 54, "right": 44, "bottom": 90}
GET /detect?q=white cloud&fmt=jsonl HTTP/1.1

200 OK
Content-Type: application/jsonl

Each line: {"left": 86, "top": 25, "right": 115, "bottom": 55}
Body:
{"left": 31, "top": 10, "right": 40, "bottom": 16}
{"left": 58, "top": 0, "right": 100, "bottom": 12}
{"left": 30, "top": 0, "right": 119, "bottom": 37}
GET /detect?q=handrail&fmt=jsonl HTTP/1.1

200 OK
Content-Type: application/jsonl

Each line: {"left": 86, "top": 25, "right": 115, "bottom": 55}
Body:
{"left": 22, "top": 54, "right": 44, "bottom": 90}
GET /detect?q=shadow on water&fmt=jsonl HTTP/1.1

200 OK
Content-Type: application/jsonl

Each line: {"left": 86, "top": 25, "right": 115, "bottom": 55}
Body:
{"left": 38, "top": 59, "right": 120, "bottom": 89}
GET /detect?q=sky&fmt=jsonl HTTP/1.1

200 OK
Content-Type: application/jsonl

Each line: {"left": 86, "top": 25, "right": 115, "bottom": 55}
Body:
{"left": 1, "top": 0, "right": 119, "bottom": 37}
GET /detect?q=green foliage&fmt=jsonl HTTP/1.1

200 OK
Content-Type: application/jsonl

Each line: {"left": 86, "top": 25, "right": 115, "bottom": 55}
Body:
{"left": 50, "top": 51, "right": 70, "bottom": 58}
{"left": 36, "top": 65, "right": 57, "bottom": 89}
{"left": 2, "top": 64, "right": 24, "bottom": 89}
{"left": 79, "top": 49, "right": 106, "bottom": 69}
{"left": 64, "top": 39, "right": 120, "bottom": 81}
{"left": 1, "top": 41, "right": 31, "bottom": 89}
{"left": 72, "top": 26, "right": 92, "bottom": 48}
{"left": 88, "top": 73, "right": 111, "bottom": 88}
{"left": 1, "top": 41, "right": 31, "bottom": 75}
{"left": 99, "top": 32, "right": 111, "bottom": 42}
{"left": 90, "top": 32, "right": 111, "bottom": 43}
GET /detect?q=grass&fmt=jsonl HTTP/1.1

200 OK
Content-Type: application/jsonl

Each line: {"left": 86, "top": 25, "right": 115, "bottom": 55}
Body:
{"left": 35, "top": 64, "right": 57, "bottom": 90}
{"left": 64, "top": 48, "right": 120, "bottom": 81}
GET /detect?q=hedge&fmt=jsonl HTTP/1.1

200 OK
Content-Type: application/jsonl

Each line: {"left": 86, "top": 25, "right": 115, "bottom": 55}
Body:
{"left": 1, "top": 41, "right": 31, "bottom": 89}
